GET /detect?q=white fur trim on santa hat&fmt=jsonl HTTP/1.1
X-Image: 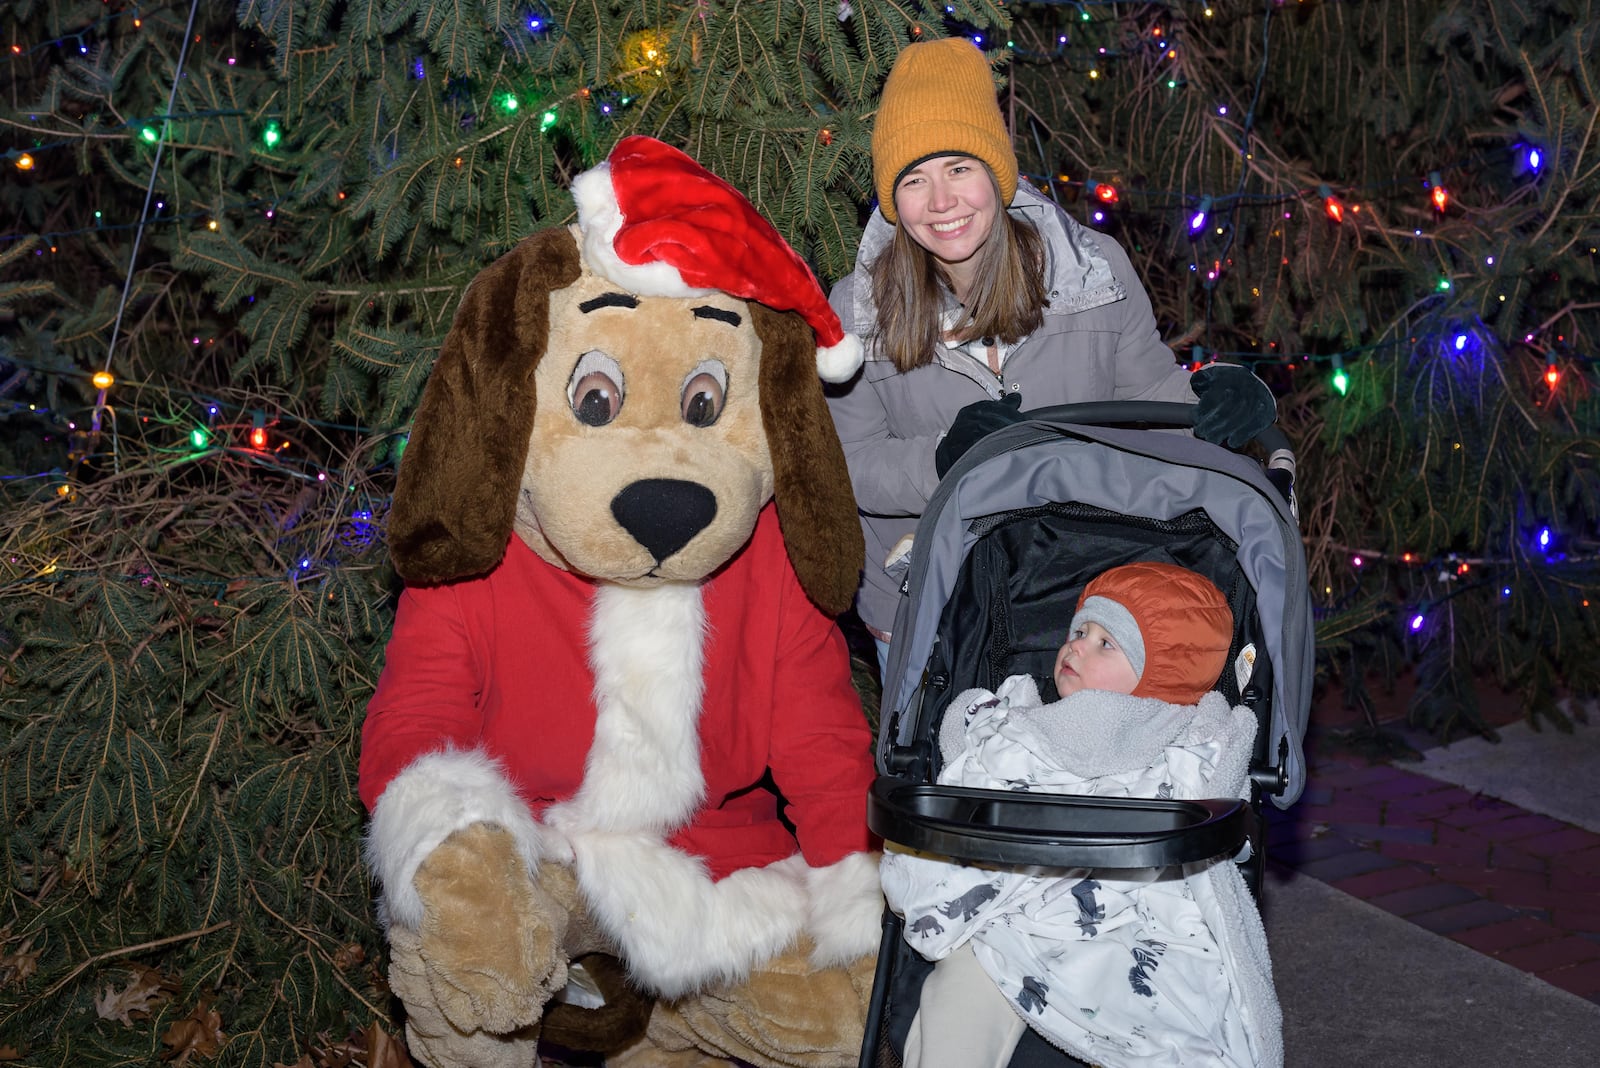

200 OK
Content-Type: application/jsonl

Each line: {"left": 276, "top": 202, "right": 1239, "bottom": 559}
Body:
{"left": 570, "top": 162, "right": 714, "bottom": 300}
{"left": 804, "top": 850, "right": 885, "bottom": 965}
{"left": 817, "top": 333, "right": 865, "bottom": 383}
{"left": 364, "top": 748, "right": 567, "bottom": 932}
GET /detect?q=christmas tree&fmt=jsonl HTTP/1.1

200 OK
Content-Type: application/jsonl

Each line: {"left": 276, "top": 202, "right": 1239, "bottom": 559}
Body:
{"left": 1, "top": 0, "right": 1595, "bottom": 1062}
{"left": 996, "top": 0, "right": 1598, "bottom": 737}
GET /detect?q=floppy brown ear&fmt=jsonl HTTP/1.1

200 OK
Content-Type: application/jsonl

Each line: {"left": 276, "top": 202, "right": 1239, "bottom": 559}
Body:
{"left": 753, "top": 303, "right": 866, "bottom": 617}
{"left": 389, "top": 228, "right": 582, "bottom": 585}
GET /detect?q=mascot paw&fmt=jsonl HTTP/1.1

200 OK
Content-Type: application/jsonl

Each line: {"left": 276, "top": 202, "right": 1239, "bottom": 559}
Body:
{"left": 413, "top": 822, "right": 569, "bottom": 1034}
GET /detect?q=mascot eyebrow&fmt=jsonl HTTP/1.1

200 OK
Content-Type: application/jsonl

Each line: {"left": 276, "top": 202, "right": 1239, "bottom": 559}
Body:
{"left": 578, "top": 292, "right": 640, "bottom": 313}
{"left": 691, "top": 305, "right": 741, "bottom": 327}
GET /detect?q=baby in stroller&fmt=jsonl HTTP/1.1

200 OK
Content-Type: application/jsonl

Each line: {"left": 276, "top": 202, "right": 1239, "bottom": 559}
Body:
{"left": 880, "top": 561, "right": 1282, "bottom": 1068}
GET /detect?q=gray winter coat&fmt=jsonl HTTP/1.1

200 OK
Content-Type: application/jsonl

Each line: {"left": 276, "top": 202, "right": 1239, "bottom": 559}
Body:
{"left": 825, "top": 183, "right": 1198, "bottom": 634}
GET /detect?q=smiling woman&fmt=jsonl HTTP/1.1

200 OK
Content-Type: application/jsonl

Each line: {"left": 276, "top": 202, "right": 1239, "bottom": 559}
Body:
{"left": 825, "top": 37, "right": 1206, "bottom": 672}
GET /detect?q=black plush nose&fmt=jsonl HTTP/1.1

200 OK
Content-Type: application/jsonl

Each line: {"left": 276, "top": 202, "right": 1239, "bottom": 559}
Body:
{"left": 610, "top": 479, "right": 718, "bottom": 564}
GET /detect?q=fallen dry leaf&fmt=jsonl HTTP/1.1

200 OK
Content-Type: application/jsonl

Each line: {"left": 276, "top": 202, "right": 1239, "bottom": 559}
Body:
{"left": 94, "top": 965, "right": 176, "bottom": 1025}
{"left": 331, "top": 943, "right": 366, "bottom": 971}
{"left": 0, "top": 937, "right": 40, "bottom": 989}
{"left": 272, "top": 1057, "right": 314, "bottom": 1068}
{"left": 363, "top": 1021, "right": 414, "bottom": 1068}
{"left": 308, "top": 1021, "right": 412, "bottom": 1068}
{"left": 0, "top": 1045, "right": 21, "bottom": 1060}
{"left": 160, "top": 1002, "right": 226, "bottom": 1063}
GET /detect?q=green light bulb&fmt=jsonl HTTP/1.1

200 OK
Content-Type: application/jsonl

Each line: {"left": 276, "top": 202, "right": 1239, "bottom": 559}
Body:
{"left": 191, "top": 427, "right": 210, "bottom": 449}
{"left": 1332, "top": 368, "right": 1350, "bottom": 396}
{"left": 140, "top": 126, "right": 159, "bottom": 144}
{"left": 540, "top": 110, "right": 558, "bottom": 131}
{"left": 262, "top": 121, "right": 282, "bottom": 148}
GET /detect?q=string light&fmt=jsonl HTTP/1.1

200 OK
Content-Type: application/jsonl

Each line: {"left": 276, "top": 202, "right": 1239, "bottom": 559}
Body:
{"left": 1319, "top": 184, "right": 1344, "bottom": 223}
{"left": 1085, "top": 180, "right": 1118, "bottom": 205}
{"left": 1330, "top": 355, "right": 1350, "bottom": 396}
{"left": 1188, "top": 195, "right": 1212, "bottom": 235}
{"left": 1544, "top": 353, "right": 1561, "bottom": 390}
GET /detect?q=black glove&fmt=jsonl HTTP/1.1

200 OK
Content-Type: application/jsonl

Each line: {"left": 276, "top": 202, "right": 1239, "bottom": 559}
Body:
{"left": 935, "top": 393, "right": 1025, "bottom": 477}
{"left": 1192, "top": 364, "right": 1276, "bottom": 448}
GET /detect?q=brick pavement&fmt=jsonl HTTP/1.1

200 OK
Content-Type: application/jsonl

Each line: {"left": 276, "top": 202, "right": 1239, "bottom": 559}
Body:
{"left": 1266, "top": 729, "right": 1600, "bottom": 1005}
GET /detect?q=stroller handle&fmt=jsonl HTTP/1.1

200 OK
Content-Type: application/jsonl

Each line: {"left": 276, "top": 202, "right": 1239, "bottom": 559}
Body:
{"left": 868, "top": 778, "right": 1256, "bottom": 869}
{"left": 1019, "top": 400, "right": 1288, "bottom": 453}
{"left": 1018, "top": 400, "right": 1296, "bottom": 508}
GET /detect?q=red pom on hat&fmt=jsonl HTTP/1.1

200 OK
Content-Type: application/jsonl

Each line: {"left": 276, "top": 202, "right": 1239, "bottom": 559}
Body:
{"left": 571, "top": 136, "right": 863, "bottom": 383}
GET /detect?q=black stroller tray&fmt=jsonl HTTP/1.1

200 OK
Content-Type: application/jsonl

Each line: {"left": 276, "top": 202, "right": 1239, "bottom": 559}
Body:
{"left": 869, "top": 777, "right": 1255, "bottom": 869}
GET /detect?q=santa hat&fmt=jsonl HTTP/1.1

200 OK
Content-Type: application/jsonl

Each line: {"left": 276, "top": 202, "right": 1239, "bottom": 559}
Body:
{"left": 1069, "top": 561, "right": 1234, "bottom": 705}
{"left": 570, "top": 135, "right": 864, "bottom": 383}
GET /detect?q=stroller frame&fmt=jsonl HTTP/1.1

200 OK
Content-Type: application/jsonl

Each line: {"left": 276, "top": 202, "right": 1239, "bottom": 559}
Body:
{"left": 860, "top": 402, "right": 1312, "bottom": 1068}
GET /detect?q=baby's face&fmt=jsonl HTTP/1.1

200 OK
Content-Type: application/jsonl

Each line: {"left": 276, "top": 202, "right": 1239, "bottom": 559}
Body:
{"left": 1053, "top": 620, "right": 1139, "bottom": 697}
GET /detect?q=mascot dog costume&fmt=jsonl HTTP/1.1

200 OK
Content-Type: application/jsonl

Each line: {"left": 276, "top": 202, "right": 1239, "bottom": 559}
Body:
{"left": 359, "top": 136, "right": 881, "bottom": 1068}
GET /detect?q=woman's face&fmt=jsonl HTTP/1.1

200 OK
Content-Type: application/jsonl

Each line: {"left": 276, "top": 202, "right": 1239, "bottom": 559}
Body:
{"left": 892, "top": 155, "right": 998, "bottom": 293}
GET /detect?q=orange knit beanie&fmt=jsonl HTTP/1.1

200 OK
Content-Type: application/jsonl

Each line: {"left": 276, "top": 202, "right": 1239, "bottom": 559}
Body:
{"left": 871, "top": 38, "right": 1018, "bottom": 225}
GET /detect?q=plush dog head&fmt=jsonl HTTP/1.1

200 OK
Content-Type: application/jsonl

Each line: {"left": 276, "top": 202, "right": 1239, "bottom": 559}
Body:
{"left": 387, "top": 137, "right": 865, "bottom": 615}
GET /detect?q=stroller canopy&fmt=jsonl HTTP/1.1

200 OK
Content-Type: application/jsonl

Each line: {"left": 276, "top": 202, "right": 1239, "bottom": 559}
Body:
{"left": 880, "top": 417, "right": 1313, "bottom": 808}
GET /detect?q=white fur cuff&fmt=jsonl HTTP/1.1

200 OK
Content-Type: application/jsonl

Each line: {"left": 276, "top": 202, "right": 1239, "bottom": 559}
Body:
{"left": 364, "top": 748, "right": 560, "bottom": 931}
{"left": 805, "top": 851, "right": 885, "bottom": 966}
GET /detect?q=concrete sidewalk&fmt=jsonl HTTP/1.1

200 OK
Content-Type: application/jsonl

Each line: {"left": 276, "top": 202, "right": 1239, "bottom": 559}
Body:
{"left": 1264, "top": 866, "right": 1600, "bottom": 1066}
{"left": 1262, "top": 715, "right": 1600, "bottom": 1066}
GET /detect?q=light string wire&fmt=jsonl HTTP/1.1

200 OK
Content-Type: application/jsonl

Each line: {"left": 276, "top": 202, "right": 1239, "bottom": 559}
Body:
{"left": 1204, "top": 0, "right": 1273, "bottom": 335}
{"left": 90, "top": 0, "right": 202, "bottom": 472}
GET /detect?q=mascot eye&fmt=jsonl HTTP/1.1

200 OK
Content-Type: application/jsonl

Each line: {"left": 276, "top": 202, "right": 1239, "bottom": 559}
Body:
{"left": 567, "top": 351, "right": 625, "bottom": 427}
{"left": 680, "top": 361, "right": 728, "bottom": 428}
{"left": 574, "top": 375, "right": 622, "bottom": 426}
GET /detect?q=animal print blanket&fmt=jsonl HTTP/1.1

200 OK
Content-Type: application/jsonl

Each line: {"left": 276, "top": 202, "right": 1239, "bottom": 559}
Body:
{"left": 879, "top": 676, "right": 1282, "bottom": 1068}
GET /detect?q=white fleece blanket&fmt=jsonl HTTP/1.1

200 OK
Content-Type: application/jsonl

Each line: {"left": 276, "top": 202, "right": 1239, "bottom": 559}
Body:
{"left": 880, "top": 676, "right": 1282, "bottom": 1068}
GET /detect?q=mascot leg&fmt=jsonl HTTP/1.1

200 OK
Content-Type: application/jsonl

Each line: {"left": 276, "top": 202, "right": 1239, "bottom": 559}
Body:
{"left": 609, "top": 939, "right": 875, "bottom": 1068}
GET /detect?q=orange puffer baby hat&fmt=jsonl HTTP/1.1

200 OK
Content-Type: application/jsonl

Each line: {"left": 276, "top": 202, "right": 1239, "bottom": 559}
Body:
{"left": 1070, "top": 561, "right": 1234, "bottom": 705}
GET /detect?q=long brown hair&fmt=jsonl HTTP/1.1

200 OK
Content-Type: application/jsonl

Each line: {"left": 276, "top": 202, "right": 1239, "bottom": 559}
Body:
{"left": 867, "top": 168, "right": 1047, "bottom": 372}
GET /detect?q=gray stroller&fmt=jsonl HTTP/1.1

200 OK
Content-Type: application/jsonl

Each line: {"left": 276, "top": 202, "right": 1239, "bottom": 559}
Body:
{"left": 860, "top": 402, "right": 1313, "bottom": 1068}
